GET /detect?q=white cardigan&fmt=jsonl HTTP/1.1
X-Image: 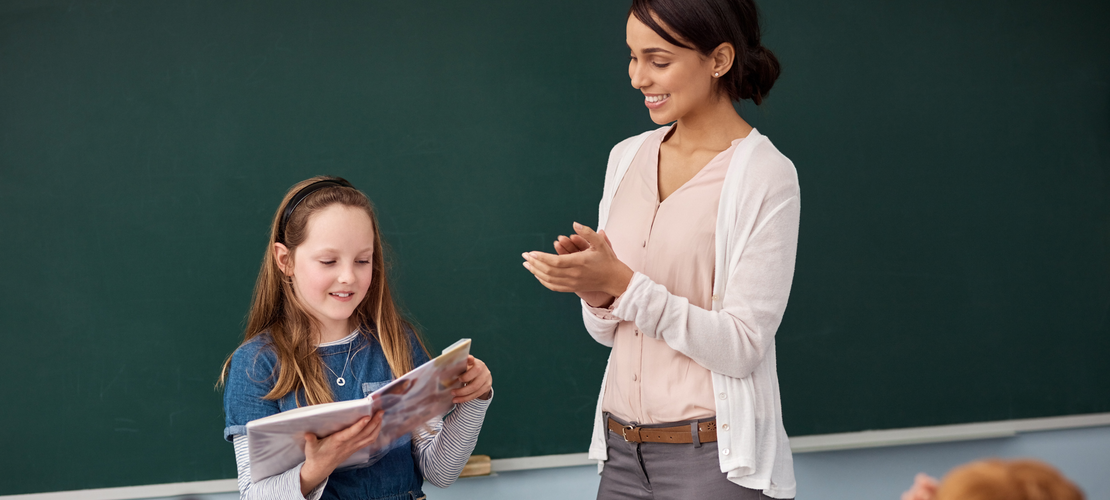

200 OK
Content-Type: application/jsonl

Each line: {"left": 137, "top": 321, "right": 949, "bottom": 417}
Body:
{"left": 582, "top": 126, "right": 800, "bottom": 499}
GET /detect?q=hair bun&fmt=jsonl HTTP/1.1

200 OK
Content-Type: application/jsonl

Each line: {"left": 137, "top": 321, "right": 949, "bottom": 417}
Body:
{"left": 740, "top": 45, "right": 781, "bottom": 105}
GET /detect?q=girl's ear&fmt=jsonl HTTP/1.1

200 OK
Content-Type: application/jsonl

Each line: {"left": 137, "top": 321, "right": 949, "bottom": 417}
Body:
{"left": 710, "top": 42, "right": 735, "bottom": 79}
{"left": 274, "top": 242, "right": 293, "bottom": 276}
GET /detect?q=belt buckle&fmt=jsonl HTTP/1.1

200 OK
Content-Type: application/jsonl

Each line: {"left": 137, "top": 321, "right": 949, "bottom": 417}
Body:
{"left": 622, "top": 425, "right": 636, "bottom": 442}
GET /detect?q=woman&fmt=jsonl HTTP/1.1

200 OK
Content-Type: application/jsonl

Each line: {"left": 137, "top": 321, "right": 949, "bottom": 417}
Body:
{"left": 522, "top": 0, "right": 798, "bottom": 498}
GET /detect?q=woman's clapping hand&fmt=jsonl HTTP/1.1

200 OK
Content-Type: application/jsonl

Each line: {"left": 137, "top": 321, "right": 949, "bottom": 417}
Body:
{"left": 522, "top": 222, "right": 634, "bottom": 307}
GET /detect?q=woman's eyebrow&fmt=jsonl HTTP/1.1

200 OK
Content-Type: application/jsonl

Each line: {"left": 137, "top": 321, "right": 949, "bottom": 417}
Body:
{"left": 628, "top": 45, "right": 675, "bottom": 55}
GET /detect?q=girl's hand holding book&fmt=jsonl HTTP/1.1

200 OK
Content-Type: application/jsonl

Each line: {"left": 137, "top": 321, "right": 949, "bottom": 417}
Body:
{"left": 299, "top": 411, "right": 384, "bottom": 496}
{"left": 452, "top": 355, "right": 493, "bottom": 404}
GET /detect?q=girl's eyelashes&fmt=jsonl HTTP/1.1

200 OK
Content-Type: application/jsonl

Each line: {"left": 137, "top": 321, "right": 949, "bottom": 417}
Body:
{"left": 320, "top": 260, "right": 336, "bottom": 265}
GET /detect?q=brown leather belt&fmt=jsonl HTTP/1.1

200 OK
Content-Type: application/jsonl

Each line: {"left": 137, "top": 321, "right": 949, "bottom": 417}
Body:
{"left": 607, "top": 417, "right": 717, "bottom": 444}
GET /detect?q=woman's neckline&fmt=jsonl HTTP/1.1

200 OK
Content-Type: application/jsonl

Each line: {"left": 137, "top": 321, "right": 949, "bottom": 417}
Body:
{"left": 653, "top": 124, "right": 749, "bottom": 203}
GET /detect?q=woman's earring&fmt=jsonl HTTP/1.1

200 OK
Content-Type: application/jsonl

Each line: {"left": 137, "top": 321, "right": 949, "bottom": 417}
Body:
{"left": 714, "top": 72, "right": 720, "bottom": 77}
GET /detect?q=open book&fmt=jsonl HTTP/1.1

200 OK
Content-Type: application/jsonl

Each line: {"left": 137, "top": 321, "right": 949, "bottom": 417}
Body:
{"left": 245, "top": 338, "right": 472, "bottom": 482}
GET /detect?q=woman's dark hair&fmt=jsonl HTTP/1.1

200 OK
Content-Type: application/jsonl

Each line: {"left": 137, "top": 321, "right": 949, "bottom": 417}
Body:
{"left": 630, "top": 0, "right": 780, "bottom": 104}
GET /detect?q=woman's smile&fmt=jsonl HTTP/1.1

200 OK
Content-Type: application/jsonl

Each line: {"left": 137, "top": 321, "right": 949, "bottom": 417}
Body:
{"left": 644, "top": 93, "right": 670, "bottom": 109}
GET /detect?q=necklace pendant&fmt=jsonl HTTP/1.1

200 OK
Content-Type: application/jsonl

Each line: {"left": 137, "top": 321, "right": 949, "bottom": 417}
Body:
{"left": 337, "top": 377, "right": 346, "bottom": 387}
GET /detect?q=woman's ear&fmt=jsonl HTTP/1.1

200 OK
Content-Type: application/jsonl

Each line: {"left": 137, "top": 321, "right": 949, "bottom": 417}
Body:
{"left": 710, "top": 42, "right": 735, "bottom": 79}
{"left": 274, "top": 242, "right": 293, "bottom": 276}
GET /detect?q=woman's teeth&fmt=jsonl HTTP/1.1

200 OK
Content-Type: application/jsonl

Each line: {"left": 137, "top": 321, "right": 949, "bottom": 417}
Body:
{"left": 646, "top": 94, "right": 670, "bottom": 103}
{"left": 332, "top": 293, "right": 352, "bottom": 298}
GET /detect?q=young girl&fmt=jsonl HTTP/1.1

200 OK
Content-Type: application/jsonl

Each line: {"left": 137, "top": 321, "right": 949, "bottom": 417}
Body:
{"left": 221, "top": 176, "right": 493, "bottom": 500}
{"left": 522, "top": 0, "right": 796, "bottom": 498}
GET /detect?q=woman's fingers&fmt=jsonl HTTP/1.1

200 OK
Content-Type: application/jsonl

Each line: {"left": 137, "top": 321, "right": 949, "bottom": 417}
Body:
{"left": 531, "top": 273, "right": 576, "bottom": 293}
{"left": 525, "top": 252, "right": 587, "bottom": 281}
{"left": 524, "top": 229, "right": 622, "bottom": 294}
{"left": 522, "top": 253, "right": 566, "bottom": 283}
{"left": 554, "top": 235, "right": 585, "bottom": 255}
{"left": 569, "top": 234, "right": 591, "bottom": 250}
{"left": 525, "top": 250, "right": 572, "bottom": 269}
{"left": 561, "top": 234, "right": 590, "bottom": 252}
{"left": 574, "top": 222, "right": 610, "bottom": 250}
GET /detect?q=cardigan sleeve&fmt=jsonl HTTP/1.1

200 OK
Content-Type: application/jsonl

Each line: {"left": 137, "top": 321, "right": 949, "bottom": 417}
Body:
{"left": 611, "top": 193, "right": 800, "bottom": 379}
{"left": 580, "top": 299, "right": 621, "bottom": 347}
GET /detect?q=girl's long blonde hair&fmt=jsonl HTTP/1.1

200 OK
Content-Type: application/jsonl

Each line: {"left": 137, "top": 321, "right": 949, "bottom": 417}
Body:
{"left": 219, "top": 176, "right": 426, "bottom": 406}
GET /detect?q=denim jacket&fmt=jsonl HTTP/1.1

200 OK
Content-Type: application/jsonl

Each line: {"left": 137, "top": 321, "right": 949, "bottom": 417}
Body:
{"left": 224, "top": 328, "right": 431, "bottom": 500}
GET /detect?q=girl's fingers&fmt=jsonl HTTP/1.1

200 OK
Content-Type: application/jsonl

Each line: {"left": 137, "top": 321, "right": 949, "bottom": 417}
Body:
{"left": 340, "top": 416, "right": 370, "bottom": 438}
{"left": 458, "top": 357, "right": 485, "bottom": 383}
{"left": 452, "top": 364, "right": 483, "bottom": 388}
{"left": 349, "top": 413, "right": 383, "bottom": 446}
{"left": 459, "top": 368, "right": 478, "bottom": 384}
{"left": 452, "top": 358, "right": 491, "bottom": 402}
{"left": 453, "top": 379, "right": 492, "bottom": 403}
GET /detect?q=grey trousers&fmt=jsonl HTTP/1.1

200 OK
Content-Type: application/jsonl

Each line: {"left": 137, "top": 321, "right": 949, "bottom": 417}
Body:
{"left": 596, "top": 414, "right": 789, "bottom": 500}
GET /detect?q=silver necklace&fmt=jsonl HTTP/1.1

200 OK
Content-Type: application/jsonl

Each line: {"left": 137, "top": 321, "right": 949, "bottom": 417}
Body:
{"left": 324, "top": 342, "right": 353, "bottom": 387}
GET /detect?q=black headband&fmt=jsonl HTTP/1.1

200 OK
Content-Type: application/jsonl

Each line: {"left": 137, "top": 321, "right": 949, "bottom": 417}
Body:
{"left": 277, "top": 177, "right": 354, "bottom": 244}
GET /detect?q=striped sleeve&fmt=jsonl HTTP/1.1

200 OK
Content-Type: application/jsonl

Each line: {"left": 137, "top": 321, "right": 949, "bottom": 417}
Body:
{"left": 411, "top": 391, "right": 493, "bottom": 488}
{"left": 232, "top": 435, "right": 327, "bottom": 500}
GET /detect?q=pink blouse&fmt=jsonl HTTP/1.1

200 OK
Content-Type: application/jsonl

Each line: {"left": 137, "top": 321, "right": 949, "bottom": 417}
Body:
{"left": 601, "top": 126, "right": 744, "bottom": 424}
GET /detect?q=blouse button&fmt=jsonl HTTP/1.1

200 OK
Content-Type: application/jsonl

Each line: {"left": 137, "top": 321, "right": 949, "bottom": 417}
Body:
{"left": 721, "top": 424, "right": 729, "bottom": 431}
{"left": 719, "top": 393, "right": 727, "bottom": 400}
{"left": 634, "top": 329, "right": 639, "bottom": 336}
{"left": 712, "top": 294, "right": 719, "bottom": 301}
{"left": 642, "top": 240, "right": 647, "bottom": 247}
{"left": 721, "top": 448, "right": 730, "bottom": 456}
{"left": 632, "top": 374, "right": 638, "bottom": 382}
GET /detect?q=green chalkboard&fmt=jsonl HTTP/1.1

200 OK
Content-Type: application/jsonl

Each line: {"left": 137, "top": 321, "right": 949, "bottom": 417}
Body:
{"left": 1, "top": 0, "right": 1108, "bottom": 495}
